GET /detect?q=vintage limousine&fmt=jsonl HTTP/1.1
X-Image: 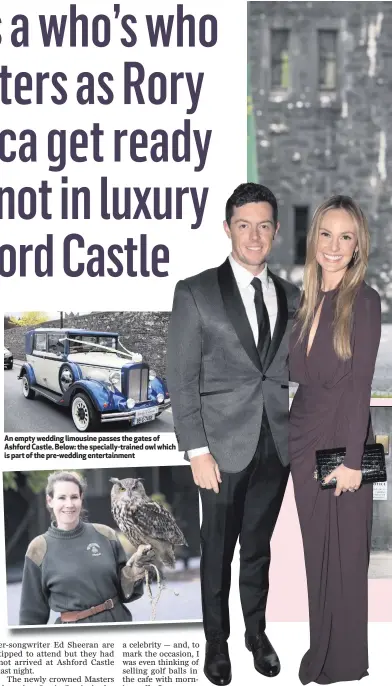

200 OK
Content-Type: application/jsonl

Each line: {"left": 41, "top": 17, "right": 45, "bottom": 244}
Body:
{"left": 18, "top": 328, "right": 170, "bottom": 432}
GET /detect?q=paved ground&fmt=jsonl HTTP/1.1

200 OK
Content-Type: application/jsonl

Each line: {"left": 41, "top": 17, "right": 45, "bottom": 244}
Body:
{"left": 369, "top": 550, "right": 392, "bottom": 579}
{"left": 8, "top": 558, "right": 202, "bottom": 626}
{"left": 4, "top": 362, "right": 174, "bottom": 433}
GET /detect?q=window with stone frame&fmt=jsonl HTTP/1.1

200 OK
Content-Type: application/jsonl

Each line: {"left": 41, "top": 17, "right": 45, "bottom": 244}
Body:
{"left": 270, "top": 29, "right": 290, "bottom": 89}
{"left": 318, "top": 30, "right": 338, "bottom": 90}
{"left": 294, "top": 206, "right": 309, "bottom": 265}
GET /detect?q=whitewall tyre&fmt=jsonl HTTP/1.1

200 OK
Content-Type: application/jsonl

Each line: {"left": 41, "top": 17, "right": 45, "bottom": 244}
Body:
{"left": 71, "top": 393, "right": 99, "bottom": 432}
{"left": 22, "top": 374, "right": 35, "bottom": 399}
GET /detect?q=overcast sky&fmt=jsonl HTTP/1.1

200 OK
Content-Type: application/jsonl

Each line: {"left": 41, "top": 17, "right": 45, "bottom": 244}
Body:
{"left": 5, "top": 312, "right": 91, "bottom": 319}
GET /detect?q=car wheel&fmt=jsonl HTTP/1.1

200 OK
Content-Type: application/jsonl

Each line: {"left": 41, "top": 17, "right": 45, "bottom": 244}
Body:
{"left": 59, "top": 364, "right": 75, "bottom": 394}
{"left": 71, "top": 393, "right": 99, "bottom": 432}
{"left": 22, "top": 373, "right": 35, "bottom": 399}
{"left": 7, "top": 362, "right": 13, "bottom": 369}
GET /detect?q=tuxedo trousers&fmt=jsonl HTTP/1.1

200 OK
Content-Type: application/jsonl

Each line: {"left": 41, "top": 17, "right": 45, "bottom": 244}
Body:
{"left": 199, "top": 411, "right": 289, "bottom": 640}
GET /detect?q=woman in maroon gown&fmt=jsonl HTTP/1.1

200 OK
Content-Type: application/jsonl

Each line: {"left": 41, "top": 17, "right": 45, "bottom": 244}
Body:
{"left": 289, "top": 196, "right": 381, "bottom": 684}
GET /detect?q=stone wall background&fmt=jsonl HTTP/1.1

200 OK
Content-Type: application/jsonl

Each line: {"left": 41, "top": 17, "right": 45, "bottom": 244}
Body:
{"left": 248, "top": 1, "right": 392, "bottom": 321}
{"left": 4, "top": 312, "right": 170, "bottom": 378}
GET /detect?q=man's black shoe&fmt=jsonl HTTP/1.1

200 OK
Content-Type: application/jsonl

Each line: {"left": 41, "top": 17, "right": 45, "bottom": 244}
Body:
{"left": 204, "top": 639, "right": 232, "bottom": 685}
{"left": 245, "top": 632, "right": 280, "bottom": 677}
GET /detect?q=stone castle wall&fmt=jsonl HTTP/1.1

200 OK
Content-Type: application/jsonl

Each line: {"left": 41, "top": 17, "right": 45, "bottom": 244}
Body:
{"left": 248, "top": 1, "right": 392, "bottom": 320}
{"left": 4, "top": 312, "right": 170, "bottom": 378}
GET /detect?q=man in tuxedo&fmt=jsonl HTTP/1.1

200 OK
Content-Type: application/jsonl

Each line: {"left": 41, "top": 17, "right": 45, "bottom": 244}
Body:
{"left": 167, "top": 183, "right": 300, "bottom": 684}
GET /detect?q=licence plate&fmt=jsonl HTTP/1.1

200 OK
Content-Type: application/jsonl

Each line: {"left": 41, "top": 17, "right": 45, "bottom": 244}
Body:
{"left": 132, "top": 407, "right": 158, "bottom": 425}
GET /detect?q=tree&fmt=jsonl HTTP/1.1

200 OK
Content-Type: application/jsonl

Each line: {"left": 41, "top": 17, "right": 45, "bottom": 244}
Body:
{"left": 4, "top": 315, "right": 16, "bottom": 330}
{"left": 3, "top": 471, "right": 51, "bottom": 494}
{"left": 9, "top": 312, "right": 50, "bottom": 327}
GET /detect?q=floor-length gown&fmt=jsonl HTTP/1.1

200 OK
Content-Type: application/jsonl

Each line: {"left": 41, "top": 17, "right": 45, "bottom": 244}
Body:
{"left": 289, "top": 282, "right": 381, "bottom": 685}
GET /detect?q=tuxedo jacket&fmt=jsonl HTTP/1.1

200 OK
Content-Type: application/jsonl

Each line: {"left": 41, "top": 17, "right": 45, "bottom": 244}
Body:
{"left": 166, "top": 258, "right": 301, "bottom": 472}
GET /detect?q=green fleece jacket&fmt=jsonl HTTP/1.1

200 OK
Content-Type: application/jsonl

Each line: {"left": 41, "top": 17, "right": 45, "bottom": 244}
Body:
{"left": 19, "top": 521, "right": 143, "bottom": 625}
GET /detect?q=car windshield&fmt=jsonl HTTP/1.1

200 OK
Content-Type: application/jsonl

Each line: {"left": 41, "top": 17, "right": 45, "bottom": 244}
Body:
{"left": 68, "top": 335, "right": 118, "bottom": 354}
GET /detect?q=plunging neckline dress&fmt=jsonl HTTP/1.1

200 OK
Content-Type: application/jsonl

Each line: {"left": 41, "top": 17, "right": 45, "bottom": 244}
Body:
{"left": 289, "top": 282, "right": 381, "bottom": 684}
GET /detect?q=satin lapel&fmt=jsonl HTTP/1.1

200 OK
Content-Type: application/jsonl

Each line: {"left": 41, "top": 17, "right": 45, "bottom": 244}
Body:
{"left": 263, "top": 269, "right": 289, "bottom": 372}
{"left": 217, "top": 259, "right": 263, "bottom": 374}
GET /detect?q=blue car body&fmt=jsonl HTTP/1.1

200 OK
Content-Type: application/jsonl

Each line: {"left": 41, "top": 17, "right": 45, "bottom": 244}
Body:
{"left": 18, "top": 328, "right": 170, "bottom": 431}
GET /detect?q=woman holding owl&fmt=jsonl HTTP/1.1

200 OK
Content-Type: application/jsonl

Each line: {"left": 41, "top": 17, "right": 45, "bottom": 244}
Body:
{"left": 19, "top": 471, "right": 153, "bottom": 625}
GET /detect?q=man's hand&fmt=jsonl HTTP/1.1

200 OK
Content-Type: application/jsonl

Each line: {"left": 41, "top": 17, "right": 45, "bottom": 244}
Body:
{"left": 191, "top": 452, "right": 222, "bottom": 493}
{"left": 323, "top": 464, "right": 362, "bottom": 496}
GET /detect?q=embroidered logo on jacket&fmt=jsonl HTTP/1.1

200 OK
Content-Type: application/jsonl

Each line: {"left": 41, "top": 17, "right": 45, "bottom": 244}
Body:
{"left": 87, "top": 543, "right": 101, "bottom": 557}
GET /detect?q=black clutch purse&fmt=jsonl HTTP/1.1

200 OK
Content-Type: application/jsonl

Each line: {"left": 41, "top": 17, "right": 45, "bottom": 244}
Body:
{"left": 315, "top": 443, "right": 387, "bottom": 489}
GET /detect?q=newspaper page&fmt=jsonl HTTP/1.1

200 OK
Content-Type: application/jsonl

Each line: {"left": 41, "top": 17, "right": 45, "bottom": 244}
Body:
{"left": 1, "top": 2, "right": 392, "bottom": 686}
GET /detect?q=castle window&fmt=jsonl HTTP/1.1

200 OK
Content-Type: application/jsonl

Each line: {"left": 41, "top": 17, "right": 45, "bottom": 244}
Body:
{"left": 318, "top": 30, "right": 338, "bottom": 90}
{"left": 294, "top": 206, "right": 309, "bottom": 265}
{"left": 271, "top": 29, "right": 290, "bottom": 89}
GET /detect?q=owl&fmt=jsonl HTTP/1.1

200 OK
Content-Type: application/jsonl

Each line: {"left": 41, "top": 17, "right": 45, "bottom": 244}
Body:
{"left": 110, "top": 477, "right": 187, "bottom": 568}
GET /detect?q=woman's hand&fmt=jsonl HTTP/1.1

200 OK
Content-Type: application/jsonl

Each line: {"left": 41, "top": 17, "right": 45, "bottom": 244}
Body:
{"left": 323, "top": 464, "right": 362, "bottom": 496}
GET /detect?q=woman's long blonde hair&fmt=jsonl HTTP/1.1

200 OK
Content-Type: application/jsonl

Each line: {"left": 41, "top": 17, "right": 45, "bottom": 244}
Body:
{"left": 296, "top": 195, "right": 369, "bottom": 360}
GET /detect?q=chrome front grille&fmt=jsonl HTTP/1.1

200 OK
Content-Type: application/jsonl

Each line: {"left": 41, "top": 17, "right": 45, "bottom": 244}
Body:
{"left": 128, "top": 368, "right": 141, "bottom": 400}
{"left": 128, "top": 365, "right": 149, "bottom": 402}
{"left": 141, "top": 368, "right": 149, "bottom": 401}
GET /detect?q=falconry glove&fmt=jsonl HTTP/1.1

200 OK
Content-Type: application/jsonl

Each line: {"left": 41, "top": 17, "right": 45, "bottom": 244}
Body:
{"left": 124, "top": 544, "right": 156, "bottom": 582}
